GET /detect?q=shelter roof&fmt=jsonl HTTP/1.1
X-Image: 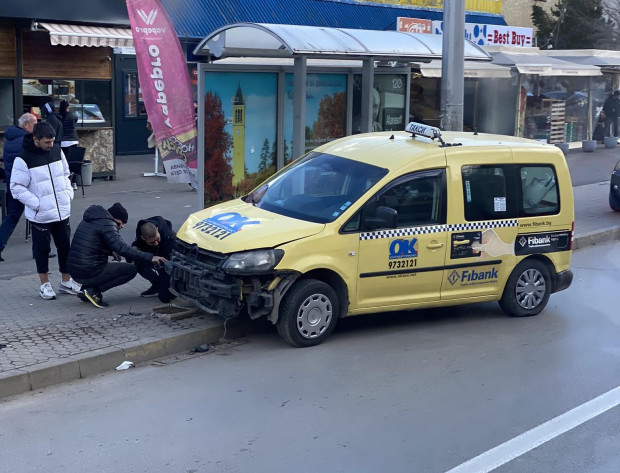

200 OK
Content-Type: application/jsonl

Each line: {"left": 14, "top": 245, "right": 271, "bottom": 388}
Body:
{"left": 194, "top": 23, "right": 491, "bottom": 62}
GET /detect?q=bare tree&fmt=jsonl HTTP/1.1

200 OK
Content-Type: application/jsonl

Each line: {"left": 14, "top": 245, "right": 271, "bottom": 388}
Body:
{"left": 532, "top": 0, "right": 617, "bottom": 49}
{"left": 597, "top": 0, "right": 620, "bottom": 49}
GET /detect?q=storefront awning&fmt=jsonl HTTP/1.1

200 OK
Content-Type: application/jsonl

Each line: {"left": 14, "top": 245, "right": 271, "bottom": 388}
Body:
{"left": 194, "top": 23, "right": 491, "bottom": 62}
{"left": 38, "top": 22, "right": 133, "bottom": 48}
{"left": 539, "top": 49, "right": 620, "bottom": 69}
{"left": 416, "top": 60, "right": 512, "bottom": 78}
{"left": 486, "top": 50, "right": 601, "bottom": 77}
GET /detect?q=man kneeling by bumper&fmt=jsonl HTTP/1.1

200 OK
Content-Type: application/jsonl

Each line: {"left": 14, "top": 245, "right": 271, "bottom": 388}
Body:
{"left": 130, "top": 216, "right": 176, "bottom": 303}
{"left": 67, "top": 203, "right": 167, "bottom": 308}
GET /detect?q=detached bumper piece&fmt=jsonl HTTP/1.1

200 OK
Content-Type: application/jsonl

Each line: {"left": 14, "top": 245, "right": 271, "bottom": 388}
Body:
{"left": 167, "top": 239, "right": 274, "bottom": 320}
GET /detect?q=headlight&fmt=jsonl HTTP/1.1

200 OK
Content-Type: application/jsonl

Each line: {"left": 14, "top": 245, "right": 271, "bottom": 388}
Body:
{"left": 222, "top": 249, "right": 284, "bottom": 274}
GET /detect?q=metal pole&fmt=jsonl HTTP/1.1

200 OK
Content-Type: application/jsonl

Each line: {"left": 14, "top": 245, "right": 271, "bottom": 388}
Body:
{"left": 440, "top": 0, "right": 465, "bottom": 131}
{"left": 293, "top": 56, "right": 307, "bottom": 159}
{"left": 361, "top": 58, "right": 375, "bottom": 133}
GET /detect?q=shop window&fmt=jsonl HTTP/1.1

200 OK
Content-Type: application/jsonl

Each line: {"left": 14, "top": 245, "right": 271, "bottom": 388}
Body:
{"left": 0, "top": 79, "right": 14, "bottom": 130}
{"left": 22, "top": 78, "right": 111, "bottom": 127}
{"left": 522, "top": 75, "right": 593, "bottom": 143}
{"left": 123, "top": 72, "right": 147, "bottom": 119}
{"left": 519, "top": 165, "right": 559, "bottom": 216}
{"left": 462, "top": 165, "right": 516, "bottom": 221}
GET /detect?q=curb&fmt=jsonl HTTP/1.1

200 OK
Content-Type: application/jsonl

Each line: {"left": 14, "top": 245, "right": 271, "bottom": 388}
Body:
{"left": 0, "top": 317, "right": 262, "bottom": 400}
{"left": 573, "top": 227, "right": 620, "bottom": 249}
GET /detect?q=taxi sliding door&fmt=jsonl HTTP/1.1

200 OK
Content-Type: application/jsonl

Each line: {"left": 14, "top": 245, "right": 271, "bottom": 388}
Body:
{"left": 441, "top": 150, "right": 518, "bottom": 302}
{"left": 355, "top": 170, "right": 448, "bottom": 311}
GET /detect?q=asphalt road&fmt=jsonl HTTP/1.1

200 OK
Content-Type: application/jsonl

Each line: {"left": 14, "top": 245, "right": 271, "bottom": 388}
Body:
{"left": 0, "top": 240, "right": 618, "bottom": 473}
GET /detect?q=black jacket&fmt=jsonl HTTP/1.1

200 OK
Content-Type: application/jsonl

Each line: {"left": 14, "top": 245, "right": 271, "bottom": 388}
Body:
{"left": 67, "top": 205, "right": 153, "bottom": 280}
{"left": 131, "top": 216, "right": 176, "bottom": 259}
{"left": 44, "top": 106, "right": 63, "bottom": 145}
{"left": 603, "top": 95, "right": 619, "bottom": 120}
{"left": 61, "top": 112, "right": 79, "bottom": 142}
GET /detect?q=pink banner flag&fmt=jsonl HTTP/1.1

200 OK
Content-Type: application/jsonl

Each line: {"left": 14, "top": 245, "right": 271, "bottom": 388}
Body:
{"left": 126, "top": 0, "right": 197, "bottom": 184}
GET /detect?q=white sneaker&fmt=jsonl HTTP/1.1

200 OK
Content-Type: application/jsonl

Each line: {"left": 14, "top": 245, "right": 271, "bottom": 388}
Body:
{"left": 58, "top": 278, "right": 82, "bottom": 295}
{"left": 72, "top": 183, "right": 78, "bottom": 190}
{"left": 40, "top": 282, "right": 57, "bottom": 300}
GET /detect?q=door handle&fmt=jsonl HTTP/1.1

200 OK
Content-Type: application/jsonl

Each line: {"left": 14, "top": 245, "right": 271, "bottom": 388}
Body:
{"left": 453, "top": 240, "right": 470, "bottom": 246}
{"left": 426, "top": 242, "right": 444, "bottom": 249}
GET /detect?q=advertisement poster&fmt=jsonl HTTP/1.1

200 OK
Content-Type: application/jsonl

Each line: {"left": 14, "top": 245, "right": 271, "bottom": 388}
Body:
{"left": 203, "top": 72, "right": 277, "bottom": 198}
{"left": 126, "top": 0, "right": 197, "bottom": 184}
{"left": 284, "top": 73, "right": 347, "bottom": 162}
{"left": 352, "top": 74, "right": 407, "bottom": 134}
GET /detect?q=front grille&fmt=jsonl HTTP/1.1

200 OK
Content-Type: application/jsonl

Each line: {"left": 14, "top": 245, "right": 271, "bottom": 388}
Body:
{"left": 173, "top": 238, "right": 227, "bottom": 270}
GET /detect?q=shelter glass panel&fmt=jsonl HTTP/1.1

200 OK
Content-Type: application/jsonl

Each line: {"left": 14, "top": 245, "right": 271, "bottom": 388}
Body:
{"left": 203, "top": 71, "right": 278, "bottom": 198}
{"left": 353, "top": 73, "right": 407, "bottom": 133}
{"left": 409, "top": 77, "right": 441, "bottom": 128}
{"left": 284, "top": 73, "right": 347, "bottom": 158}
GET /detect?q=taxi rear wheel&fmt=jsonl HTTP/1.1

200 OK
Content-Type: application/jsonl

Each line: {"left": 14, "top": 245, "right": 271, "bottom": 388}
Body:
{"left": 277, "top": 279, "right": 339, "bottom": 347}
{"left": 499, "top": 259, "right": 551, "bottom": 317}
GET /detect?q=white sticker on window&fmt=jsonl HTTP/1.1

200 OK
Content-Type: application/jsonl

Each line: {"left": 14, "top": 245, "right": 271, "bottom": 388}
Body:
{"left": 465, "top": 181, "right": 471, "bottom": 203}
{"left": 494, "top": 197, "right": 507, "bottom": 212}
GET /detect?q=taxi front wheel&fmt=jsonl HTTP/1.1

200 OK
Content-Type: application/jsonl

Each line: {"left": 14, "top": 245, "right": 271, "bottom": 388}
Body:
{"left": 277, "top": 279, "right": 339, "bottom": 347}
{"left": 499, "top": 259, "right": 551, "bottom": 317}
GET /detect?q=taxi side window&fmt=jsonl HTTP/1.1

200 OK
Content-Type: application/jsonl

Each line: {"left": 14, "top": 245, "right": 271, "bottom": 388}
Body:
{"left": 519, "top": 165, "right": 559, "bottom": 216}
{"left": 462, "top": 165, "right": 517, "bottom": 221}
{"left": 344, "top": 169, "right": 446, "bottom": 232}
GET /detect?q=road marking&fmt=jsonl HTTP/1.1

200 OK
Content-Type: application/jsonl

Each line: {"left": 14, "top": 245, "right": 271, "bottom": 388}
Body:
{"left": 445, "top": 386, "right": 620, "bottom": 473}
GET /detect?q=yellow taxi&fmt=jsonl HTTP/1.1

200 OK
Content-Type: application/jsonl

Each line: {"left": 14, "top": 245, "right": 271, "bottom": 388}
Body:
{"left": 168, "top": 123, "right": 574, "bottom": 347}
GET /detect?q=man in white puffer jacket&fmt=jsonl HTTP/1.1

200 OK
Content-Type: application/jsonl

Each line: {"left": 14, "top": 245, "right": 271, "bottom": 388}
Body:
{"left": 10, "top": 122, "right": 82, "bottom": 300}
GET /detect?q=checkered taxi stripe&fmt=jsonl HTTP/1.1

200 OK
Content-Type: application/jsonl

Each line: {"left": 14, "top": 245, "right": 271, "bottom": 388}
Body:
{"left": 359, "top": 219, "right": 519, "bottom": 240}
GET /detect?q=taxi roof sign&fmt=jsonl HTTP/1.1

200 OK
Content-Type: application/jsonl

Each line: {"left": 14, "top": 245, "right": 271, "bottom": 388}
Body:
{"left": 405, "top": 122, "right": 442, "bottom": 140}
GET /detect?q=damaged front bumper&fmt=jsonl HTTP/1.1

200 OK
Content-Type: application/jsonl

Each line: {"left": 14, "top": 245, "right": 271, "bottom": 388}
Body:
{"left": 166, "top": 239, "right": 296, "bottom": 321}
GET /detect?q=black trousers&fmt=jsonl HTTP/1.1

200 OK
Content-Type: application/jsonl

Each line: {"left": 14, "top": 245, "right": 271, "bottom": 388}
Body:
{"left": 137, "top": 262, "right": 174, "bottom": 303}
{"left": 30, "top": 218, "right": 71, "bottom": 274}
{"left": 74, "top": 262, "right": 137, "bottom": 293}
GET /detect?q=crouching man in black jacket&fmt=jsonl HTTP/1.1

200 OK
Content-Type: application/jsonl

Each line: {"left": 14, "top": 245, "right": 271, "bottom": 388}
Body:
{"left": 67, "top": 203, "right": 167, "bottom": 308}
{"left": 130, "top": 216, "right": 176, "bottom": 303}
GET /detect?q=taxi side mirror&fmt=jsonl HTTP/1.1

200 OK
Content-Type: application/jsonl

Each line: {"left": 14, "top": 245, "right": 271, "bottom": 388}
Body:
{"left": 364, "top": 205, "right": 398, "bottom": 230}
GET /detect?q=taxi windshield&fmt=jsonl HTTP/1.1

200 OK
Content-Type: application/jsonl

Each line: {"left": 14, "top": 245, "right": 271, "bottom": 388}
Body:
{"left": 246, "top": 152, "right": 387, "bottom": 223}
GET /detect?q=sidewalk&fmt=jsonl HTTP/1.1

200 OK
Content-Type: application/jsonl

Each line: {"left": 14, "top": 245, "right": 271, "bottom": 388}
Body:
{"left": 1, "top": 151, "right": 619, "bottom": 399}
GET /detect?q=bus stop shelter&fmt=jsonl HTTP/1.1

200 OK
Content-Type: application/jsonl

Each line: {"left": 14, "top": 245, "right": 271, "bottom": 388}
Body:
{"left": 192, "top": 23, "right": 491, "bottom": 201}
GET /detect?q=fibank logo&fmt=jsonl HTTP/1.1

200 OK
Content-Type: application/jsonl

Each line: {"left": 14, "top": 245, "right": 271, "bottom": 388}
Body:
{"left": 448, "top": 268, "right": 499, "bottom": 286}
{"left": 137, "top": 9, "right": 158, "bottom": 25}
{"left": 389, "top": 238, "right": 418, "bottom": 260}
{"left": 528, "top": 235, "right": 551, "bottom": 245}
{"left": 447, "top": 270, "right": 460, "bottom": 286}
{"left": 519, "top": 236, "right": 527, "bottom": 247}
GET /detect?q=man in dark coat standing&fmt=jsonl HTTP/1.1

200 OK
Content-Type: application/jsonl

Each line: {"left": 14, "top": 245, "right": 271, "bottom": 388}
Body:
{"left": 602, "top": 90, "right": 620, "bottom": 138}
{"left": 67, "top": 203, "right": 167, "bottom": 308}
{"left": 0, "top": 113, "right": 37, "bottom": 261}
{"left": 131, "top": 216, "right": 176, "bottom": 302}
